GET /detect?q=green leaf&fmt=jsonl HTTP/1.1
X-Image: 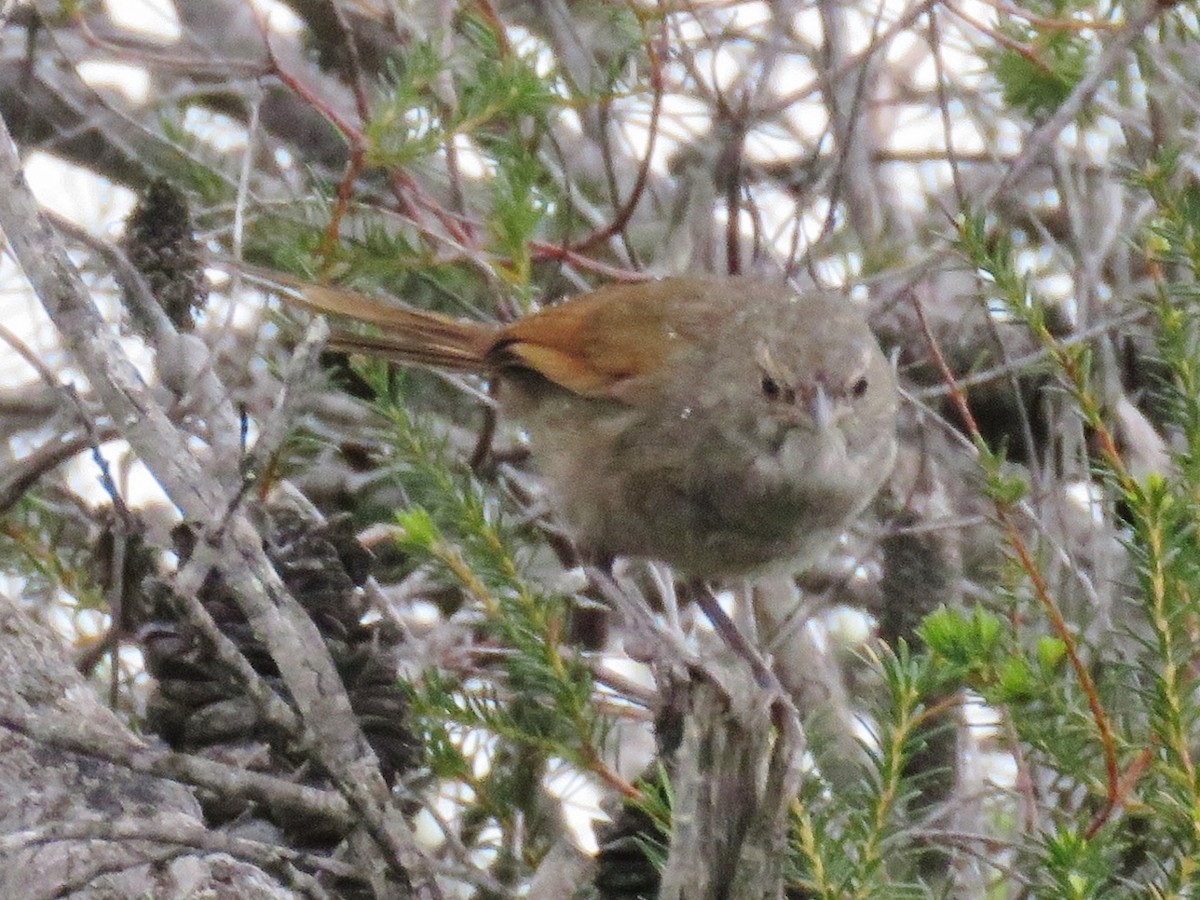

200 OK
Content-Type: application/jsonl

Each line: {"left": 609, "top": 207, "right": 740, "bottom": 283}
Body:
{"left": 993, "top": 28, "right": 1090, "bottom": 119}
{"left": 1036, "top": 635, "right": 1068, "bottom": 671}
{"left": 919, "top": 605, "right": 1005, "bottom": 670}
{"left": 996, "top": 654, "right": 1037, "bottom": 702}
{"left": 396, "top": 506, "right": 439, "bottom": 551}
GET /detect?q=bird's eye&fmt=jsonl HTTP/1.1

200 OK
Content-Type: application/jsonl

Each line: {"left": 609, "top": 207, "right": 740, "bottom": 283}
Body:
{"left": 761, "top": 374, "right": 781, "bottom": 400}
{"left": 851, "top": 377, "right": 869, "bottom": 398}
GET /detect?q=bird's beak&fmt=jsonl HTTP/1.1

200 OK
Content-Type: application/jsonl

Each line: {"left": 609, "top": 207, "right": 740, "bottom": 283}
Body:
{"left": 809, "top": 383, "right": 834, "bottom": 431}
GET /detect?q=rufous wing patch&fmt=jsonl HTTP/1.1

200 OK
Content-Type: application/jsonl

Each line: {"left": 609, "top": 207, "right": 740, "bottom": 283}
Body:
{"left": 495, "top": 282, "right": 691, "bottom": 398}
{"left": 503, "top": 342, "right": 628, "bottom": 395}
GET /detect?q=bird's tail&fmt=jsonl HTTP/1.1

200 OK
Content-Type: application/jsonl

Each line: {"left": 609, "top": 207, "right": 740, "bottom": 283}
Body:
{"left": 223, "top": 261, "right": 500, "bottom": 373}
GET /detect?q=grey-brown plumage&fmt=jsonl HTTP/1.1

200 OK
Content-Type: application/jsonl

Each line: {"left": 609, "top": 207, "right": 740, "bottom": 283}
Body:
{"left": 245, "top": 269, "right": 899, "bottom": 576}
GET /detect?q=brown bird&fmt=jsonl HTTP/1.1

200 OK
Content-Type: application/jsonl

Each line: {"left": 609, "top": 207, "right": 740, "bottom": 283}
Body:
{"left": 238, "top": 267, "right": 899, "bottom": 577}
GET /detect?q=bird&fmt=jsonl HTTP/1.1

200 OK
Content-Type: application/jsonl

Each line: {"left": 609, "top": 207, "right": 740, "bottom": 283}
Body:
{"left": 236, "top": 267, "right": 899, "bottom": 577}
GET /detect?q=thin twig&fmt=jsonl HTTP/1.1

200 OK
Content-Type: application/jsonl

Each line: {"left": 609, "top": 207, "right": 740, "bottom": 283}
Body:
{"left": 912, "top": 294, "right": 1121, "bottom": 824}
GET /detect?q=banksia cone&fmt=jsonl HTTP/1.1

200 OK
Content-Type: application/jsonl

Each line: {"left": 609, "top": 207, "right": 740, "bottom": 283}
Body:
{"left": 135, "top": 505, "right": 418, "bottom": 848}
{"left": 123, "top": 179, "right": 206, "bottom": 334}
